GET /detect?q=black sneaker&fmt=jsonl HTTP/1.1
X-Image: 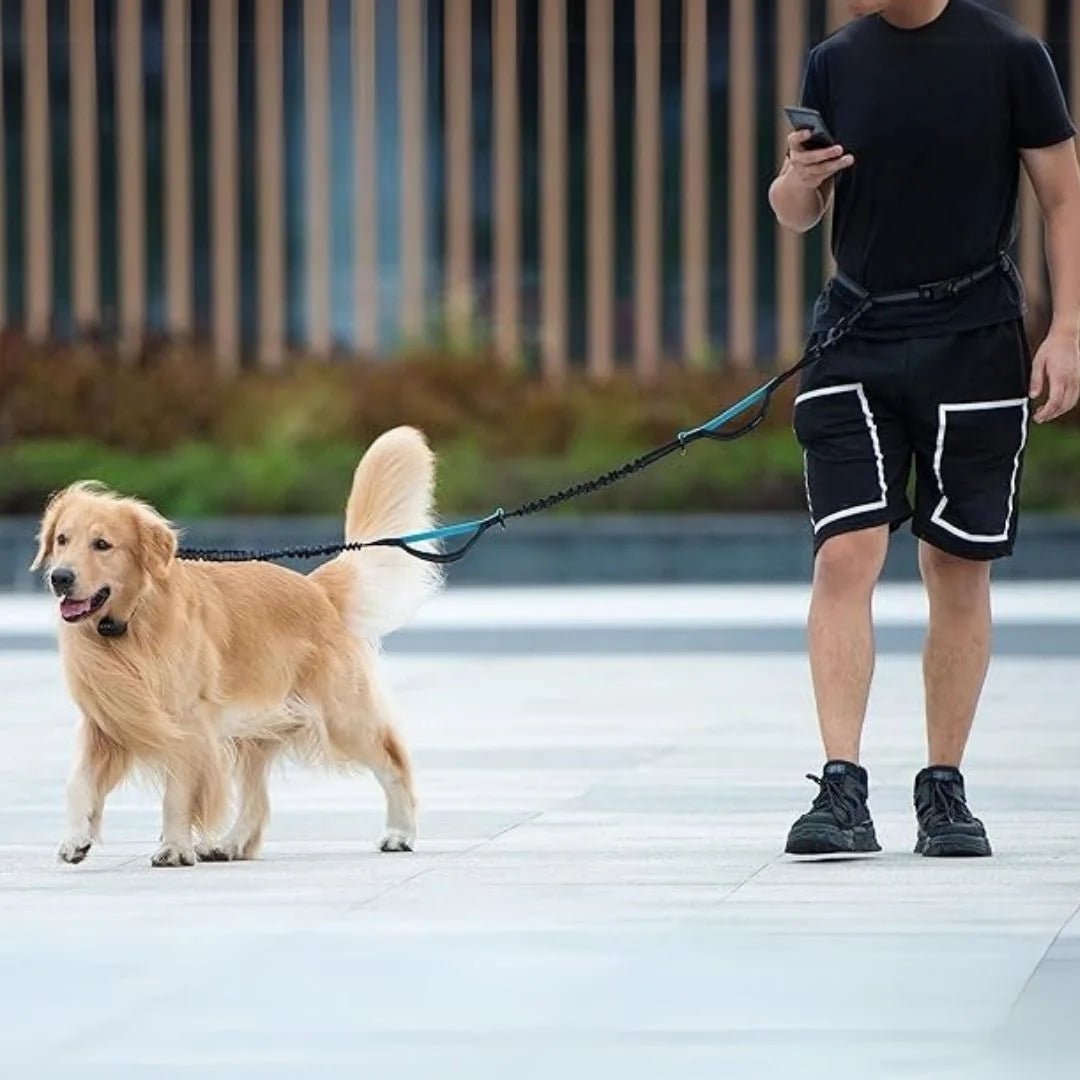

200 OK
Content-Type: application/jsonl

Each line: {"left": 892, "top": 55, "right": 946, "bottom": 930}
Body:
{"left": 914, "top": 766, "right": 992, "bottom": 857}
{"left": 784, "top": 760, "right": 882, "bottom": 857}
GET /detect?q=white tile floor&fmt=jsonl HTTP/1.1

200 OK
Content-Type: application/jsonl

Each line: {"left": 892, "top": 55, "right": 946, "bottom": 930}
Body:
{"left": 1, "top": 588, "right": 1078, "bottom": 1078}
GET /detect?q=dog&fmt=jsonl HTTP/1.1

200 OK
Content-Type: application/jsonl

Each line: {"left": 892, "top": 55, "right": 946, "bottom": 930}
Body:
{"left": 31, "top": 427, "right": 441, "bottom": 868}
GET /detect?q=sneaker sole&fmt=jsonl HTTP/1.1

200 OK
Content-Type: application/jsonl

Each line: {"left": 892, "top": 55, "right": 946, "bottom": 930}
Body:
{"left": 785, "top": 824, "right": 881, "bottom": 858}
{"left": 915, "top": 833, "right": 992, "bottom": 858}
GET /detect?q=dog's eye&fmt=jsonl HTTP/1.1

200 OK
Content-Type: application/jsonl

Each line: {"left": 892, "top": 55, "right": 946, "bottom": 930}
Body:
{"left": 91, "top": 538, "right": 112, "bottom": 552}
{"left": 56, "top": 534, "right": 68, "bottom": 547}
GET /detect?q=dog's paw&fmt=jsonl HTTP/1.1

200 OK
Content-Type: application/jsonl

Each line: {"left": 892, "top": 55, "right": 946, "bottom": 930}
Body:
{"left": 195, "top": 844, "right": 233, "bottom": 863}
{"left": 151, "top": 842, "right": 196, "bottom": 868}
{"left": 196, "top": 842, "right": 244, "bottom": 862}
{"left": 378, "top": 829, "right": 415, "bottom": 853}
{"left": 58, "top": 833, "right": 93, "bottom": 865}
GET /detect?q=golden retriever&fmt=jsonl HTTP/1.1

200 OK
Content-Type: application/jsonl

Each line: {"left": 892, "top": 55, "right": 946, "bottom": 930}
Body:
{"left": 32, "top": 427, "right": 441, "bottom": 867}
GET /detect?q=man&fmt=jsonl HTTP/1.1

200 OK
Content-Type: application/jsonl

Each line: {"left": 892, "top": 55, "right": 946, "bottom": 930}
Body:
{"left": 769, "top": 0, "right": 1080, "bottom": 858}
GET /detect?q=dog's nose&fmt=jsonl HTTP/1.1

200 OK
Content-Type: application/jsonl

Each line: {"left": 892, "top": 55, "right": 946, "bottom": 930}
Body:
{"left": 50, "top": 568, "right": 75, "bottom": 595}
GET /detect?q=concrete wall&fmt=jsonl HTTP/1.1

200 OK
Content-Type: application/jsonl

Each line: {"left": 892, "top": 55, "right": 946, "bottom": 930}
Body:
{"left": 5, "top": 514, "right": 1080, "bottom": 592}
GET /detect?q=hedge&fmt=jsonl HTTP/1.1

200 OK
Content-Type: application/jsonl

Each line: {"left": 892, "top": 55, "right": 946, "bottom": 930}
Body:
{"left": 1, "top": 337, "right": 1078, "bottom": 516}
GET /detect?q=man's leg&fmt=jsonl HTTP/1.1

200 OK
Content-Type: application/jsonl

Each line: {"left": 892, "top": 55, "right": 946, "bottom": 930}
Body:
{"left": 919, "top": 541, "right": 992, "bottom": 767}
{"left": 906, "top": 321, "right": 1030, "bottom": 857}
{"left": 785, "top": 525, "right": 889, "bottom": 857}
{"left": 908, "top": 540, "right": 995, "bottom": 857}
{"left": 808, "top": 526, "right": 890, "bottom": 763}
{"left": 789, "top": 336, "right": 912, "bottom": 856}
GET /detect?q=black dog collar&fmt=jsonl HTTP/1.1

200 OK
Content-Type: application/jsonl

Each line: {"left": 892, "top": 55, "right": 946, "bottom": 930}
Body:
{"left": 96, "top": 616, "right": 128, "bottom": 638}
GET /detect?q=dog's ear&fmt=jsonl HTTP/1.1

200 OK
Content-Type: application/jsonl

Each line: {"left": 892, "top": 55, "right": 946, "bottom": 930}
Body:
{"left": 132, "top": 505, "right": 178, "bottom": 583}
{"left": 30, "top": 489, "right": 69, "bottom": 572}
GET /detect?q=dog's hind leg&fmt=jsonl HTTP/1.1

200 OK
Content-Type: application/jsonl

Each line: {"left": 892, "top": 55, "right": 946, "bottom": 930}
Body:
{"left": 198, "top": 738, "right": 277, "bottom": 862}
{"left": 370, "top": 724, "right": 418, "bottom": 853}
{"left": 322, "top": 683, "right": 418, "bottom": 853}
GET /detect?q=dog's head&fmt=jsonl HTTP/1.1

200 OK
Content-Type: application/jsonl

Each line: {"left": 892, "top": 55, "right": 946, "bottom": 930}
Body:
{"left": 31, "top": 483, "right": 178, "bottom": 637}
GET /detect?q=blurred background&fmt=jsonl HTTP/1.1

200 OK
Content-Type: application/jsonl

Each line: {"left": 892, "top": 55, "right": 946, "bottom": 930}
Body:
{"left": 0, "top": 0, "right": 1078, "bottom": 586}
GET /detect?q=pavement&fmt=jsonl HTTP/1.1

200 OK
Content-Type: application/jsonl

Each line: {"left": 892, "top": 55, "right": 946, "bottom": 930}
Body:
{"left": 1, "top": 583, "right": 1079, "bottom": 1078}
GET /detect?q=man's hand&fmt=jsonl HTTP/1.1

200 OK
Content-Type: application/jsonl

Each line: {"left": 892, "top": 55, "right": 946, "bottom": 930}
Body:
{"left": 770, "top": 131, "right": 855, "bottom": 232}
{"left": 785, "top": 129, "right": 855, "bottom": 191}
{"left": 1029, "top": 328, "right": 1080, "bottom": 423}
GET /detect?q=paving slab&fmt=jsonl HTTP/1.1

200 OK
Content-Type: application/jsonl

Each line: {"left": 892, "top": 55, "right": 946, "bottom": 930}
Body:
{"left": 0, "top": 587, "right": 1077, "bottom": 1078}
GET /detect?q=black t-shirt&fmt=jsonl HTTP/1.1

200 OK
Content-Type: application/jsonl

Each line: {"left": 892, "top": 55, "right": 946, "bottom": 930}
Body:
{"left": 802, "top": 0, "right": 1076, "bottom": 339}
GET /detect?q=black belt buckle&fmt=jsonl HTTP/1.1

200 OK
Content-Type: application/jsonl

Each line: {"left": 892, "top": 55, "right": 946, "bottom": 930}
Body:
{"left": 918, "top": 279, "right": 958, "bottom": 303}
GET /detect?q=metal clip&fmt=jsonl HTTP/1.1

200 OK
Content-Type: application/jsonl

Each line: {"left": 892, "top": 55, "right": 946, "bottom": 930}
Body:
{"left": 919, "top": 280, "right": 956, "bottom": 303}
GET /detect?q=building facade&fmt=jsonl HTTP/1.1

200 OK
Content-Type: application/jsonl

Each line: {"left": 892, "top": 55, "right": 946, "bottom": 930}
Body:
{"left": 0, "top": 0, "right": 1074, "bottom": 377}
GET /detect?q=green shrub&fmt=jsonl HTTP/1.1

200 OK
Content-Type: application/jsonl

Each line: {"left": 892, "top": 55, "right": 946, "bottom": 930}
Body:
{"left": 2, "top": 335, "right": 1080, "bottom": 517}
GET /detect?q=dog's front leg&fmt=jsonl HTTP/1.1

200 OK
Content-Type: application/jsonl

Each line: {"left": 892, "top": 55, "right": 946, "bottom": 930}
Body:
{"left": 151, "top": 772, "right": 197, "bottom": 868}
{"left": 58, "top": 719, "right": 129, "bottom": 865}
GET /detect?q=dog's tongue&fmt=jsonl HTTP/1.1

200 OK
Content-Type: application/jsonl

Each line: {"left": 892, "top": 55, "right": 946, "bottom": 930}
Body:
{"left": 60, "top": 597, "right": 92, "bottom": 621}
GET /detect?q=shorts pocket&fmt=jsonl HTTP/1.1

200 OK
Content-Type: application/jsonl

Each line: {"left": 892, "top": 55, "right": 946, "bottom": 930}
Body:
{"left": 929, "top": 398, "right": 1028, "bottom": 544}
{"left": 794, "top": 383, "right": 889, "bottom": 534}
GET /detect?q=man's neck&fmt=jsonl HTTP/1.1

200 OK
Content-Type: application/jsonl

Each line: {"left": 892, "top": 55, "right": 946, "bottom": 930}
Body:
{"left": 880, "top": 0, "right": 950, "bottom": 30}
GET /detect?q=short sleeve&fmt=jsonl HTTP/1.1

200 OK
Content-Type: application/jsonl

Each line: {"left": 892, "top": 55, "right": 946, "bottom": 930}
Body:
{"left": 1010, "top": 35, "right": 1076, "bottom": 149}
{"left": 800, "top": 47, "right": 830, "bottom": 128}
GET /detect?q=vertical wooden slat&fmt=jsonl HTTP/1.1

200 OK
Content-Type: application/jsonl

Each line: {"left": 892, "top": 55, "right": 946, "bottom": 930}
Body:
{"left": 117, "top": 0, "right": 145, "bottom": 355}
{"left": 211, "top": 0, "right": 240, "bottom": 372}
{"left": 1017, "top": 0, "right": 1048, "bottom": 311}
{"left": 399, "top": 0, "right": 426, "bottom": 341}
{"left": 70, "top": 0, "right": 99, "bottom": 331}
{"left": 822, "top": 0, "right": 847, "bottom": 283}
{"left": 776, "top": 0, "right": 806, "bottom": 363}
{"left": 540, "top": 0, "right": 566, "bottom": 381}
{"left": 353, "top": 0, "right": 378, "bottom": 353}
{"left": 257, "top": 0, "right": 285, "bottom": 368}
{"left": 445, "top": 0, "right": 472, "bottom": 338}
{"left": 587, "top": 0, "right": 613, "bottom": 379}
{"left": 164, "top": 0, "right": 192, "bottom": 335}
{"left": 24, "top": 0, "right": 51, "bottom": 342}
{"left": 635, "top": 0, "right": 661, "bottom": 379}
{"left": 728, "top": 0, "right": 756, "bottom": 367}
{"left": 304, "top": 0, "right": 331, "bottom": 353}
{"left": 0, "top": 14, "right": 4, "bottom": 330}
{"left": 681, "top": 0, "right": 708, "bottom": 366}
{"left": 492, "top": 0, "right": 519, "bottom": 365}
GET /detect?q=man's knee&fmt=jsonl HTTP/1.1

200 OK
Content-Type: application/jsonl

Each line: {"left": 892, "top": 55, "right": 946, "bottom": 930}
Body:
{"left": 813, "top": 528, "right": 888, "bottom": 596}
{"left": 919, "top": 542, "right": 991, "bottom": 608}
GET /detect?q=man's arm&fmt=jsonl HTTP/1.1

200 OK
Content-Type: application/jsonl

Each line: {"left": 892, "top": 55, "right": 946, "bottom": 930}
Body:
{"left": 1021, "top": 139, "right": 1080, "bottom": 423}
{"left": 768, "top": 130, "right": 853, "bottom": 234}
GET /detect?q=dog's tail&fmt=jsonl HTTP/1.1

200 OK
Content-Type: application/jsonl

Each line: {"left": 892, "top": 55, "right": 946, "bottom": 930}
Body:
{"left": 311, "top": 426, "right": 442, "bottom": 642}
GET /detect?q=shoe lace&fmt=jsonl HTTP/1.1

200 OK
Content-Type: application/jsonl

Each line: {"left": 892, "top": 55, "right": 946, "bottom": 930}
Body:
{"left": 806, "top": 772, "right": 860, "bottom": 827}
{"left": 923, "top": 778, "right": 975, "bottom": 827}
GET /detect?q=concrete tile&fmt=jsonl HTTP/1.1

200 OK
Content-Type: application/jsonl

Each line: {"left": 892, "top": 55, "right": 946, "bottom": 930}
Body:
{"left": 2, "top": 589, "right": 1079, "bottom": 1078}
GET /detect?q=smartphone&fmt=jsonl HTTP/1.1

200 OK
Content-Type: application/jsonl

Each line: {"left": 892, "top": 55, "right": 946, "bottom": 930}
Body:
{"left": 783, "top": 106, "right": 835, "bottom": 151}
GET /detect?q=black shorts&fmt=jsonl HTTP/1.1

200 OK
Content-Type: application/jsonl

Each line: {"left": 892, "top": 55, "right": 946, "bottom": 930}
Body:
{"left": 792, "top": 320, "right": 1031, "bottom": 561}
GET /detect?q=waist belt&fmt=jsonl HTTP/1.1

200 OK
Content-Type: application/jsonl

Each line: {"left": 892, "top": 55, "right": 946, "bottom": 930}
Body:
{"left": 833, "top": 252, "right": 1013, "bottom": 305}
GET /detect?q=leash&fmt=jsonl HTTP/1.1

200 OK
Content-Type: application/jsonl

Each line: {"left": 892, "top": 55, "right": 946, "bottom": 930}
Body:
{"left": 177, "top": 253, "right": 1009, "bottom": 567}
{"left": 177, "top": 300, "right": 871, "bottom": 567}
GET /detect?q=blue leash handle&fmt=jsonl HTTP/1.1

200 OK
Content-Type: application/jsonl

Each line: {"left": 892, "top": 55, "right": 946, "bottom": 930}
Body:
{"left": 676, "top": 381, "right": 775, "bottom": 444}
{"left": 393, "top": 510, "right": 506, "bottom": 547}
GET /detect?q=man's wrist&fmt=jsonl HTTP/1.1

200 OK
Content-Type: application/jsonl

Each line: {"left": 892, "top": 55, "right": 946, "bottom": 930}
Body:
{"left": 1047, "top": 318, "right": 1080, "bottom": 343}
